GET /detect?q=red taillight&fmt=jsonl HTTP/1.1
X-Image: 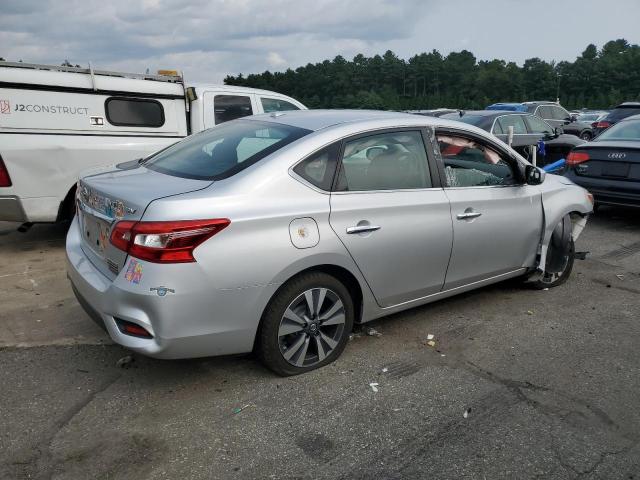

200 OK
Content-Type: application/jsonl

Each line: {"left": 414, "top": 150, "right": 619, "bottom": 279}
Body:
{"left": 566, "top": 151, "right": 590, "bottom": 166}
{"left": 592, "top": 121, "right": 611, "bottom": 129}
{"left": 109, "top": 219, "right": 230, "bottom": 263}
{"left": 115, "top": 318, "right": 153, "bottom": 338}
{"left": 0, "top": 156, "right": 12, "bottom": 187}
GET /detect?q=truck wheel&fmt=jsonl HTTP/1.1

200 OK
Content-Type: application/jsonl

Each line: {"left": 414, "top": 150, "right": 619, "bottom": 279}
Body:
{"left": 257, "top": 272, "right": 354, "bottom": 376}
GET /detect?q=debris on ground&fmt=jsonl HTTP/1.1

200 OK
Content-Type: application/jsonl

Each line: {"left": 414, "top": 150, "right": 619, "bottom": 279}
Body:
{"left": 381, "top": 367, "right": 388, "bottom": 373}
{"left": 463, "top": 408, "right": 472, "bottom": 419}
{"left": 115, "top": 355, "right": 134, "bottom": 369}
{"left": 543, "top": 288, "right": 549, "bottom": 291}
{"left": 427, "top": 334, "right": 435, "bottom": 340}
{"left": 369, "top": 382, "right": 379, "bottom": 392}
{"left": 426, "top": 340, "right": 436, "bottom": 347}
{"left": 616, "top": 274, "right": 625, "bottom": 280}
{"left": 348, "top": 332, "right": 362, "bottom": 341}
{"left": 232, "top": 404, "right": 252, "bottom": 415}
{"left": 526, "top": 310, "right": 534, "bottom": 315}
{"left": 365, "top": 327, "right": 382, "bottom": 337}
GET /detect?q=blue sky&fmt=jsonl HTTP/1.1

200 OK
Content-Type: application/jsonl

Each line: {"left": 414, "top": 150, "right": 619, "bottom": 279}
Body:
{"left": 1, "top": 0, "right": 638, "bottom": 83}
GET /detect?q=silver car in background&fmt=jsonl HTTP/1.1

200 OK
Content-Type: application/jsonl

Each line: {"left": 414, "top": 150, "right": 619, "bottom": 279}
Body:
{"left": 66, "top": 110, "right": 593, "bottom": 375}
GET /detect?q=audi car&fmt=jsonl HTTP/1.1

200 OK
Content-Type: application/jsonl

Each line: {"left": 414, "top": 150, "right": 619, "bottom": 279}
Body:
{"left": 67, "top": 110, "right": 593, "bottom": 376}
{"left": 565, "top": 114, "right": 640, "bottom": 208}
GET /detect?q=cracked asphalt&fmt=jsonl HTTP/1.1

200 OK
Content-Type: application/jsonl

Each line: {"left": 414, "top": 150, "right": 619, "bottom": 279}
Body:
{"left": 0, "top": 206, "right": 639, "bottom": 480}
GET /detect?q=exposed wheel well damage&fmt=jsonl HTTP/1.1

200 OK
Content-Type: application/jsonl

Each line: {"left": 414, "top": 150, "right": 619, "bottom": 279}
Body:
{"left": 536, "top": 210, "right": 587, "bottom": 275}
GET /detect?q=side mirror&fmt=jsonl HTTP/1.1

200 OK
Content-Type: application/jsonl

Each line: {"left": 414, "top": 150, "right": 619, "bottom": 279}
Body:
{"left": 525, "top": 165, "right": 546, "bottom": 185}
{"left": 570, "top": 114, "right": 578, "bottom": 122}
{"left": 554, "top": 126, "right": 563, "bottom": 136}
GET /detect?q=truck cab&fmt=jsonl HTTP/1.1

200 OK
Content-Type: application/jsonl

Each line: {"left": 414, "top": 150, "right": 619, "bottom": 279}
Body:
{"left": 0, "top": 62, "right": 305, "bottom": 224}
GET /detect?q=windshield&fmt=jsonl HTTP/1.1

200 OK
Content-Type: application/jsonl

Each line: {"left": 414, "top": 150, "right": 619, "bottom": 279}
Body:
{"left": 595, "top": 119, "right": 640, "bottom": 141}
{"left": 145, "top": 120, "right": 311, "bottom": 180}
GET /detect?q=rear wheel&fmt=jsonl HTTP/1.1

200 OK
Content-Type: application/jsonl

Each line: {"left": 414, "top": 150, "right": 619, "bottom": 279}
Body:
{"left": 257, "top": 272, "right": 354, "bottom": 376}
{"left": 580, "top": 131, "right": 592, "bottom": 141}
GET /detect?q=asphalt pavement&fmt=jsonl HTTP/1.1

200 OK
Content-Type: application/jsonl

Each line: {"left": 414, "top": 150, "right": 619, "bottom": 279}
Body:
{"left": 0, "top": 207, "right": 639, "bottom": 480}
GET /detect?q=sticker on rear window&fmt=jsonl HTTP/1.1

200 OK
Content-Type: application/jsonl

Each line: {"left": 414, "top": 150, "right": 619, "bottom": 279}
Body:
{"left": 124, "top": 259, "right": 143, "bottom": 284}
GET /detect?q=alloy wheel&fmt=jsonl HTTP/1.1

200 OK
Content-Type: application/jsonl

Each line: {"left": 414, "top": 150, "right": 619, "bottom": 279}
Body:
{"left": 278, "top": 288, "right": 346, "bottom": 367}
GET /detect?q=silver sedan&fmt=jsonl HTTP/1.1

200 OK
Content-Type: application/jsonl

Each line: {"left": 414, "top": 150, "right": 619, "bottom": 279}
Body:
{"left": 66, "top": 110, "right": 593, "bottom": 375}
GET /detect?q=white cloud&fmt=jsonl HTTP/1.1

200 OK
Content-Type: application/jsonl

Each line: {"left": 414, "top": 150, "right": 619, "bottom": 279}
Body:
{"left": 266, "top": 52, "right": 287, "bottom": 69}
{"left": 0, "top": 0, "right": 639, "bottom": 84}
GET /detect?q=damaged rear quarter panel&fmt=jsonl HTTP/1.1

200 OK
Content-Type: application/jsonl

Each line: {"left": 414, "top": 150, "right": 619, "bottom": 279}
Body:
{"left": 537, "top": 174, "right": 593, "bottom": 269}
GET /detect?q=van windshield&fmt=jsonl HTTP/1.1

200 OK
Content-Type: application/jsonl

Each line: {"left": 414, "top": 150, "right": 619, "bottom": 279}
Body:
{"left": 145, "top": 120, "right": 311, "bottom": 180}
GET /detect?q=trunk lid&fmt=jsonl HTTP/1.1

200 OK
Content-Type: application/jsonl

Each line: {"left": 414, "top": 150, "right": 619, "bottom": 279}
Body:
{"left": 77, "top": 163, "right": 212, "bottom": 279}
{"left": 572, "top": 142, "right": 640, "bottom": 182}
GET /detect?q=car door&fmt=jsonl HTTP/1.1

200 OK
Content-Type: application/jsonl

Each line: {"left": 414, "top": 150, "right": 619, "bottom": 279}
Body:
{"left": 329, "top": 128, "right": 453, "bottom": 307}
{"left": 434, "top": 131, "right": 543, "bottom": 289}
{"left": 202, "top": 91, "right": 258, "bottom": 128}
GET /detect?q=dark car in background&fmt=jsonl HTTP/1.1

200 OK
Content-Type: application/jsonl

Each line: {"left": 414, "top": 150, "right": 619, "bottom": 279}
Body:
{"left": 565, "top": 114, "right": 640, "bottom": 208}
{"left": 440, "top": 110, "right": 584, "bottom": 166}
{"left": 591, "top": 102, "right": 640, "bottom": 137}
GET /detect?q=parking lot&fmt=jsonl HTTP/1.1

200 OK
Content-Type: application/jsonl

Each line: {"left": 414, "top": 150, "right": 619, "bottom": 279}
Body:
{"left": 1, "top": 208, "right": 639, "bottom": 479}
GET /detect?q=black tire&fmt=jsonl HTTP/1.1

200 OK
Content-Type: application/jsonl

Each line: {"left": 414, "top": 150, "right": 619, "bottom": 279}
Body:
{"left": 527, "top": 238, "right": 575, "bottom": 290}
{"left": 257, "top": 272, "right": 354, "bottom": 376}
{"left": 580, "top": 131, "right": 592, "bottom": 141}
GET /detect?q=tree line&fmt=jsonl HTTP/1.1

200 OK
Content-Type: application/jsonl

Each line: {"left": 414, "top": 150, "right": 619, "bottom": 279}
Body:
{"left": 225, "top": 39, "right": 640, "bottom": 111}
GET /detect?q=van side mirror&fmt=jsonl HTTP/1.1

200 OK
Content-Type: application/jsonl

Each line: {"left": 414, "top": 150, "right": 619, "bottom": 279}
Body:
{"left": 525, "top": 165, "right": 546, "bottom": 185}
{"left": 554, "top": 126, "right": 563, "bottom": 137}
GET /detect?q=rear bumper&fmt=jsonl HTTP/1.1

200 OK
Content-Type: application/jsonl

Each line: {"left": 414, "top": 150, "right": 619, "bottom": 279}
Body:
{"left": 0, "top": 196, "right": 27, "bottom": 222}
{"left": 564, "top": 171, "right": 640, "bottom": 208}
{"left": 65, "top": 217, "right": 264, "bottom": 359}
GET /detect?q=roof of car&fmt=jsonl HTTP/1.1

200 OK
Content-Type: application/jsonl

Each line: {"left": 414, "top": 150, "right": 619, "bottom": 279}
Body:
{"left": 616, "top": 102, "right": 640, "bottom": 108}
{"left": 247, "top": 109, "right": 439, "bottom": 131}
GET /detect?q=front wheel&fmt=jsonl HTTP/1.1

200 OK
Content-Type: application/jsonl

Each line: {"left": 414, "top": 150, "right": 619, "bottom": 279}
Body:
{"left": 528, "top": 238, "right": 575, "bottom": 289}
{"left": 257, "top": 272, "right": 354, "bottom": 376}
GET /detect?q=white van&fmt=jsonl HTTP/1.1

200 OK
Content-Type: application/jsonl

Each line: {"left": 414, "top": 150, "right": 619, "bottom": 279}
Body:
{"left": 0, "top": 62, "right": 306, "bottom": 223}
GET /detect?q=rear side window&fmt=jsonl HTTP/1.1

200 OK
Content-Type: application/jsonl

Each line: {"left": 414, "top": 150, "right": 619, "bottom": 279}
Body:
{"left": 105, "top": 97, "right": 164, "bottom": 127}
{"left": 214, "top": 95, "right": 253, "bottom": 124}
{"left": 261, "top": 97, "right": 300, "bottom": 113}
{"left": 336, "top": 131, "right": 432, "bottom": 191}
{"left": 536, "top": 105, "right": 553, "bottom": 120}
{"left": 595, "top": 119, "right": 640, "bottom": 141}
{"left": 551, "top": 106, "right": 570, "bottom": 120}
{"left": 145, "top": 120, "right": 310, "bottom": 180}
{"left": 497, "top": 115, "right": 527, "bottom": 134}
{"left": 293, "top": 144, "right": 339, "bottom": 191}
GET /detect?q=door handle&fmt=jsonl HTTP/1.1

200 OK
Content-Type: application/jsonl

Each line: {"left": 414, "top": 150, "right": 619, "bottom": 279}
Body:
{"left": 346, "top": 225, "right": 381, "bottom": 234}
{"left": 457, "top": 212, "right": 482, "bottom": 220}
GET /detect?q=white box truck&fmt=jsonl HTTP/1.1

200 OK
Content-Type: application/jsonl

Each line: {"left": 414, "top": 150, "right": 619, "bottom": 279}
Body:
{"left": 0, "top": 62, "right": 306, "bottom": 223}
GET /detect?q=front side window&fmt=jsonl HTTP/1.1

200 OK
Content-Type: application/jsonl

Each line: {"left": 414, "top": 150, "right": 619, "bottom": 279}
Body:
{"left": 214, "top": 95, "right": 253, "bottom": 124}
{"left": 497, "top": 115, "right": 527, "bottom": 134}
{"left": 336, "top": 131, "right": 432, "bottom": 191}
{"left": 436, "top": 134, "right": 518, "bottom": 187}
{"left": 525, "top": 115, "right": 554, "bottom": 135}
{"left": 261, "top": 97, "right": 300, "bottom": 113}
{"left": 551, "top": 106, "right": 570, "bottom": 121}
{"left": 293, "top": 143, "right": 339, "bottom": 191}
{"left": 105, "top": 97, "right": 164, "bottom": 127}
{"left": 145, "top": 120, "right": 310, "bottom": 180}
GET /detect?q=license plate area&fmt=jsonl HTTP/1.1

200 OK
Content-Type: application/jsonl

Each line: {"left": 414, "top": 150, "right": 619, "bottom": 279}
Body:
{"left": 602, "top": 162, "right": 630, "bottom": 178}
{"left": 79, "top": 210, "right": 111, "bottom": 259}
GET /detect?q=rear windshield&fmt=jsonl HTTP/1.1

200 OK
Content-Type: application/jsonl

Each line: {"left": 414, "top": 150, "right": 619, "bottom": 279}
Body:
{"left": 606, "top": 107, "right": 640, "bottom": 122}
{"left": 595, "top": 119, "right": 640, "bottom": 141}
{"left": 441, "top": 114, "right": 485, "bottom": 126}
{"left": 145, "top": 120, "right": 310, "bottom": 180}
